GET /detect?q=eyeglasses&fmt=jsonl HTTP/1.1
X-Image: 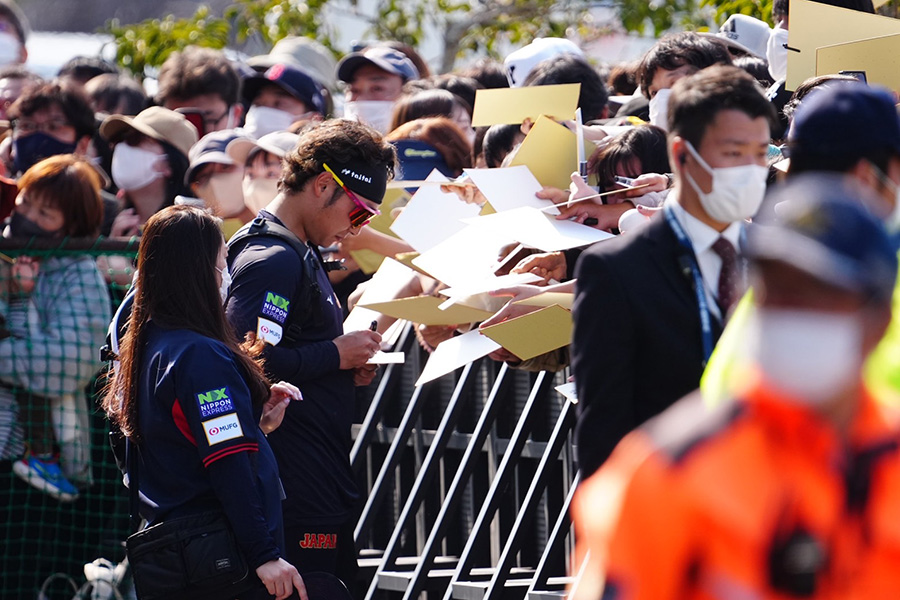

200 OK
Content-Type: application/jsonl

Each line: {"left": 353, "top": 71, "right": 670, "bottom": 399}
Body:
{"left": 175, "top": 107, "right": 231, "bottom": 137}
{"left": 322, "top": 162, "right": 380, "bottom": 228}
{"left": 12, "top": 117, "right": 73, "bottom": 137}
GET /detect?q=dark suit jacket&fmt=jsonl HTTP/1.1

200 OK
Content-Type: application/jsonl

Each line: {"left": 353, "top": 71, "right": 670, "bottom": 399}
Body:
{"left": 571, "top": 213, "right": 724, "bottom": 477}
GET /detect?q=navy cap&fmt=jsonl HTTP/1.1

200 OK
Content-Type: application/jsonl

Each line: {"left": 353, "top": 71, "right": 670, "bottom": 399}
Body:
{"left": 185, "top": 129, "right": 248, "bottom": 185}
{"left": 748, "top": 174, "right": 898, "bottom": 301}
{"left": 393, "top": 140, "right": 452, "bottom": 181}
{"left": 337, "top": 46, "right": 419, "bottom": 83}
{"left": 789, "top": 83, "right": 900, "bottom": 157}
{"left": 242, "top": 63, "right": 327, "bottom": 115}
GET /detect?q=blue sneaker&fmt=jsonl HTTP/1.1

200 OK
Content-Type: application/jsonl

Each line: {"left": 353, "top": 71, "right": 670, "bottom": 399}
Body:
{"left": 12, "top": 455, "right": 79, "bottom": 502}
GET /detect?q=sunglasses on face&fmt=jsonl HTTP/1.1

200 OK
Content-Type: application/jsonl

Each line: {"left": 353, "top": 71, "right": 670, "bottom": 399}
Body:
{"left": 322, "top": 163, "right": 380, "bottom": 228}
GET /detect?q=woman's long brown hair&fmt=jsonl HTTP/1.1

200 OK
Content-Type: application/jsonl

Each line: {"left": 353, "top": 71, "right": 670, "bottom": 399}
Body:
{"left": 102, "top": 205, "right": 269, "bottom": 443}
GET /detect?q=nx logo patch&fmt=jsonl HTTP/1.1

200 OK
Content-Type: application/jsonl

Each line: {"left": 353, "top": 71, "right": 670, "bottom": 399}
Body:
{"left": 196, "top": 386, "right": 234, "bottom": 419}
{"left": 262, "top": 291, "right": 290, "bottom": 324}
{"left": 203, "top": 413, "right": 243, "bottom": 446}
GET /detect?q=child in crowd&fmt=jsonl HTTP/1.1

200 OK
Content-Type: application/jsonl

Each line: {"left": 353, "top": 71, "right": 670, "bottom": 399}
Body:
{"left": 0, "top": 154, "right": 110, "bottom": 501}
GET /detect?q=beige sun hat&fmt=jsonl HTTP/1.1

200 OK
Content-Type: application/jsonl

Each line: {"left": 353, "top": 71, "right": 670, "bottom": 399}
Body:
{"left": 100, "top": 106, "right": 199, "bottom": 158}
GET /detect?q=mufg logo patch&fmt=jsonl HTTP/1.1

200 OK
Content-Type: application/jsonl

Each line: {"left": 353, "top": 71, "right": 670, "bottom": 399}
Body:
{"left": 196, "top": 386, "right": 235, "bottom": 419}
{"left": 203, "top": 413, "right": 243, "bottom": 446}
{"left": 262, "top": 291, "right": 289, "bottom": 324}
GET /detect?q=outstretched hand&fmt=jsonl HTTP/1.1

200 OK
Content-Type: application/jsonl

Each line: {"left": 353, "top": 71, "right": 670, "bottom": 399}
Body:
{"left": 259, "top": 382, "right": 302, "bottom": 434}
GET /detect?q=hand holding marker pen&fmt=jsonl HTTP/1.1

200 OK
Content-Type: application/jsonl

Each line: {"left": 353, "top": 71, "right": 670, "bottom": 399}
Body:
{"left": 576, "top": 107, "right": 588, "bottom": 185}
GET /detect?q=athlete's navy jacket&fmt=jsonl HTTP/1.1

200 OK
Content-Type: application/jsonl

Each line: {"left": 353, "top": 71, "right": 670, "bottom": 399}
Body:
{"left": 226, "top": 211, "right": 359, "bottom": 528}
{"left": 132, "top": 321, "right": 284, "bottom": 568}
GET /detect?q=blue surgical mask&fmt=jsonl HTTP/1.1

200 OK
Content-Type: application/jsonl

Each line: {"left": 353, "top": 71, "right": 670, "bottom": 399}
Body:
{"left": 13, "top": 133, "right": 77, "bottom": 175}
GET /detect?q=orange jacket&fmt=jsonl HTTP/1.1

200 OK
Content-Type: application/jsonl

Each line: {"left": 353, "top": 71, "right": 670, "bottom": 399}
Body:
{"left": 572, "top": 378, "right": 900, "bottom": 600}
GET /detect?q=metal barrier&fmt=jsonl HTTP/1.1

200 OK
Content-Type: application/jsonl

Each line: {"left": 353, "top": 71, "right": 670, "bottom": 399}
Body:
{"left": 0, "top": 237, "right": 579, "bottom": 599}
{"left": 352, "top": 323, "right": 578, "bottom": 600}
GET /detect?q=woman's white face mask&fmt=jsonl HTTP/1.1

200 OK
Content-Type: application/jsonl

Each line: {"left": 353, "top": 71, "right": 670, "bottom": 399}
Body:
{"left": 243, "top": 105, "right": 297, "bottom": 139}
{"left": 112, "top": 144, "right": 165, "bottom": 191}
{"left": 197, "top": 169, "right": 245, "bottom": 218}
{"left": 242, "top": 177, "right": 279, "bottom": 214}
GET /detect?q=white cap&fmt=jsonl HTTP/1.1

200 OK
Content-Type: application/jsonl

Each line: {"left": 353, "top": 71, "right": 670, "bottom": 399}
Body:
{"left": 503, "top": 38, "right": 585, "bottom": 87}
{"left": 710, "top": 14, "right": 772, "bottom": 58}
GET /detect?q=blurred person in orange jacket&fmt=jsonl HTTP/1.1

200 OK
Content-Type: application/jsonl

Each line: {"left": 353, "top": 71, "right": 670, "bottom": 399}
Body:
{"left": 572, "top": 174, "right": 900, "bottom": 600}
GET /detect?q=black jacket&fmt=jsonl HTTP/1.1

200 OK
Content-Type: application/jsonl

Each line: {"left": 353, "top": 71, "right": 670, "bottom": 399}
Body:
{"left": 571, "top": 214, "right": 725, "bottom": 477}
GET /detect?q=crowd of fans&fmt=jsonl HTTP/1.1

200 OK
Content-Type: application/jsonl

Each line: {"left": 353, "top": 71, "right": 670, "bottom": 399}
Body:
{"left": 2, "top": 0, "right": 900, "bottom": 595}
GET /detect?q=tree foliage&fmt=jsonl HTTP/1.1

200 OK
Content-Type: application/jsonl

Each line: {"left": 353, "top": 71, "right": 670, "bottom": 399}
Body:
{"left": 367, "top": 0, "right": 591, "bottom": 73}
{"left": 103, "top": 0, "right": 784, "bottom": 80}
{"left": 105, "top": 0, "right": 597, "bottom": 78}
{"left": 224, "top": 0, "right": 335, "bottom": 51}
{"left": 105, "top": 5, "right": 230, "bottom": 77}
{"left": 104, "top": 0, "right": 336, "bottom": 78}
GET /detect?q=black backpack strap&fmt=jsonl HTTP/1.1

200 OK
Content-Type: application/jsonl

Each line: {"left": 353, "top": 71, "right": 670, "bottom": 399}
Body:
{"left": 228, "top": 217, "right": 310, "bottom": 261}
{"left": 228, "top": 217, "right": 324, "bottom": 343}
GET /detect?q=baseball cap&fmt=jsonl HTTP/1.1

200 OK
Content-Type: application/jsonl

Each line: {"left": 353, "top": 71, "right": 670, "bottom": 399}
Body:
{"left": 699, "top": 14, "right": 771, "bottom": 58}
{"left": 247, "top": 36, "right": 337, "bottom": 89}
{"left": 748, "top": 174, "right": 898, "bottom": 301}
{"left": 393, "top": 140, "right": 452, "bottom": 181}
{"left": 337, "top": 46, "right": 419, "bottom": 83}
{"left": 227, "top": 131, "right": 299, "bottom": 166}
{"left": 242, "top": 63, "right": 327, "bottom": 115}
{"left": 100, "top": 106, "right": 199, "bottom": 158}
{"left": 788, "top": 83, "right": 900, "bottom": 157}
{"left": 503, "top": 38, "right": 585, "bottom": 87}
{"left": 185, "top": 129, "right": 248, "bottom": 185}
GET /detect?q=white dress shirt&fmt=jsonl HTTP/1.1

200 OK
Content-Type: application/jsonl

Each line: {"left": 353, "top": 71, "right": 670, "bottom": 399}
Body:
{"left": 666, "top": 199, "right": 743, "bottom": 321}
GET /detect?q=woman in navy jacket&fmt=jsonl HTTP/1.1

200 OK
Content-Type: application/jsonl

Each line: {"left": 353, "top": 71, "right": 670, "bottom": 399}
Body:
{"left": 103, "top": 205, "right": 307, "bottom": 600}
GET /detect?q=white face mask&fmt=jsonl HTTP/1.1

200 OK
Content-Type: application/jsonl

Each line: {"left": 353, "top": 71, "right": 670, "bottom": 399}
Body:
{"left": 112, "top": 144, "right": 165, "bottom": 191}
{"left": 216, "top": 266, "right": 232, "bottom": 304}
{"left": 243, "top": 105, "right": 297, "bottom": 139}
{"left": 343, "top": 100, "right": 395, "bottom": 134}
{"left": 683, "top": 141, "right": 768, "bottom": 223}
{"left": 648, "top": 88, "right": 671, "bottom": 130}
{"left": 766, "top": 26, "right": 789, "bottom": 82}
{"left": 200, "top": 170, "right": 245, "bottom": 218}
{"left": 242, "top": 177, "right": 279, "bottom": 214}
{"left": 0, "top": 32, "right": 21, "bottom": 67}
{"left": 749, "top": 307, "right": 863, "bottom": 404}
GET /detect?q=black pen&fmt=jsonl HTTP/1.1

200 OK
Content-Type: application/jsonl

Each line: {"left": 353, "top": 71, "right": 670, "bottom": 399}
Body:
{"left": 370, "top": 320, "right": 378, "bottom": 332}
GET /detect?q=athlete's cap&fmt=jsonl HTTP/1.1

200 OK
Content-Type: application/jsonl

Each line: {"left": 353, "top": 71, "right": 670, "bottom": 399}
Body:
{"left": 337, "top": 46, "right": 419, "bottom": 83}
{"left": 185, "top": 129, "right": 247, "bottom": 185}
{"left": 242, "top": 63, "right": 327, "bottom": 115}
{"left": 503, "top": 37, "right": 585, "bottom": 87}
{"left": 749, "top": 174, "right": 897, "bottom": 301}
{"left": 227, "top": 131, "right": 299, "bottom": 165}
{"left": 100, "top": 106, "right": 199, "bottom": 158}
{"left": 789, "top": 83, "right": 900, "bottom": 158}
